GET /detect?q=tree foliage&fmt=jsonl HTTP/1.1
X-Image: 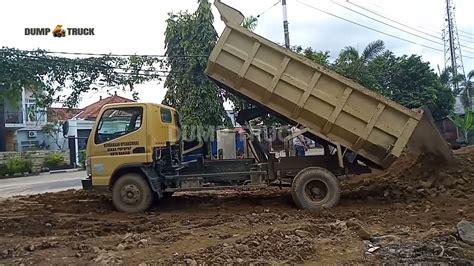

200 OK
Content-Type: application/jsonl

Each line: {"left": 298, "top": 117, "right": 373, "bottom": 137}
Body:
{"left": 292, "top": 45, "right": 330, "bottom": 66}
{"left": 162, "top": 0, "right": 230, "bottom": 127}
{"left": 41, "top": 122, "right": 64, "bottom": 150}
{"left": 451, "top": 108, "right": 474, "bottom": 143}
{"left": 332, "top": 40, "right": 454, "bottom": 120}
{"left": 439, "top": 67, "right": 473, "bottom": 110}
{"left": 0, "top": 47, "right": 163, "bottom": 109}
{"left": 242, "top": 16, "right": 258, "bottom": 31}
{"left": 333, "top": 40, "right": 385, "bottom": 91}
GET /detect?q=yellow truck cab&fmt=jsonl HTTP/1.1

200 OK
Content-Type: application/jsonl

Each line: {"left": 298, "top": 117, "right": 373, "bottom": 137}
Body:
{"left": 82, "top": 102, "right": 180, "bottom": 212}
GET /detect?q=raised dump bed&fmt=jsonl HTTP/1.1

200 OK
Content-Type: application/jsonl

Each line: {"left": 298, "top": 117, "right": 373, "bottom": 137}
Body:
{"left": 206, "top": 0, "right": 452, "bottom": 169}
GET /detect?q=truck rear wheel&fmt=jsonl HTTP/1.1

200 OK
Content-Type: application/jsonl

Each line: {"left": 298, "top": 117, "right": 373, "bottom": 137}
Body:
{"left": 291, "top": 167, "right": 340, "bottom": 210}
{"left": 112, "top": 173, "right": 154, "bottom": 213}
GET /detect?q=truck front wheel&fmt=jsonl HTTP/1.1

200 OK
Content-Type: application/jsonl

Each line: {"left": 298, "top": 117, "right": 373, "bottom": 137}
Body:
{"left": 291, "top": 167, "right": 340, "bottom": 210}
{"left": 112, "top": 173, "right": 154, "bottom": 213}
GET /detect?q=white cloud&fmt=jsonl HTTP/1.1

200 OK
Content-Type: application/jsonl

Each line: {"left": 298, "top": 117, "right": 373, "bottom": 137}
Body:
{"left": 1, "top": 0, "right": 473, "bottom": 108}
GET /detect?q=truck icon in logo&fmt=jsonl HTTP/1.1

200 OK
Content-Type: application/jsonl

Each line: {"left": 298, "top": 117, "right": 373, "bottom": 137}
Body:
{"left": 52, "top": 25, "right": 66, "bottom": 37}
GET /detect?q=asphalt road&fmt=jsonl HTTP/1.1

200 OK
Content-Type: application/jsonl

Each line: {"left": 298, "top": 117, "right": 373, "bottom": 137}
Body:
{"left": 0, "top": 170, "right": 86, "bottom": 198}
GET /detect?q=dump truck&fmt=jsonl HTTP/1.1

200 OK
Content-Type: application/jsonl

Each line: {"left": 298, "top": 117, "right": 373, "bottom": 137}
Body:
{"left": 81, "top": 0, "right": 452, "bottom": 213}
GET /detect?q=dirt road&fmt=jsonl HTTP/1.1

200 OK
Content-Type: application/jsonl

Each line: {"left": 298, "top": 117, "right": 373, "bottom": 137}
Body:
{"left": 0, "top": 148, "right": 473, "bottom": 265}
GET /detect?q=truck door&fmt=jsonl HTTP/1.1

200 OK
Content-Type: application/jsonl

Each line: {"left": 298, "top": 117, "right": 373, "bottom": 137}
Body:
{"left": 90, "top": 105, "right": 147, "bottom": 186}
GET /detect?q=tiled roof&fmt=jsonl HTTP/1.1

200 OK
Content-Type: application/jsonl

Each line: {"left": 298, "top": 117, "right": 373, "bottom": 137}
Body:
{"left": 48, "top": 107, "right": 82, "bottom": 122}
{"left": 74, "top": 95, "right": 135, "bottom": 120}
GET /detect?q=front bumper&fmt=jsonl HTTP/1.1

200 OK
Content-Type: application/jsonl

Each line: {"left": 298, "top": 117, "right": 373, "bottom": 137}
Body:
{"left": 81, "top": 176, "right": 93, "bottom": 191}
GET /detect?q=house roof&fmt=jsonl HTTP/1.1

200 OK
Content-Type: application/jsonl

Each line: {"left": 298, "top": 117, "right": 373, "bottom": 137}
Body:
{"left": 74, "top": 94, "right": 135, "bottom": 120}
{"left": 48, "top": 107, "right": 82, "bottom": 122}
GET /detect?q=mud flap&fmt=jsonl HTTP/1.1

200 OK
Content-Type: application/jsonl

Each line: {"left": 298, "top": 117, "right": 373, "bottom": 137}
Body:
{"left": 140, "top": 167, "right": 163, "bottom": 198}
{"left": 407, "top": 110, "right": 453, "bottom": 163}
{"left": 81, "top": 178, "right": 93, "bottom": 191}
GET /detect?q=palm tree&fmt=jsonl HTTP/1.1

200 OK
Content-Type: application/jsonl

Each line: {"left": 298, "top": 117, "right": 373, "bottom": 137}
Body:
{"left": 442, "top": 68, "right": 474, "bottom": 110}
{"left": 242, "top": 16, "right": 258, "bottom": 31}
{"left": 336, "top": 40, "right": 385, "bottom": 66}
{"left": 333, "top": 40, "right": 385, "bottom": 88}
{"left": 460, "top": 70, "right": 474, "bottom": 110}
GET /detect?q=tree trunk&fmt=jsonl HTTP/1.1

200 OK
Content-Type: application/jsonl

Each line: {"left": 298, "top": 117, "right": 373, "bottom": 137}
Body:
{"left": 0, "top": 104, "right": 6, "bottom": 151}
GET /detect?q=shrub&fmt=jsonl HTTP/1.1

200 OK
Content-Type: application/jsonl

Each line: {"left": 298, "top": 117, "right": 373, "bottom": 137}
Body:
{"left": 0, "top": 163, "right": 7, "bottom": 176}
{"left": 44, "top": 152, "right": 66, "bottom": 168}
{"left": 79, "top": 150, "right": 87, "bottom": 168}
{"left": 6, "top": 155, "right": 32, "bottom": 175}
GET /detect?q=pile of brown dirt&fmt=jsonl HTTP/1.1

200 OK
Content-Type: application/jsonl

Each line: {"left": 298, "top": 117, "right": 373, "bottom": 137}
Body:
{"left": 342, "top": 149, "right": 474, "bottom": 203}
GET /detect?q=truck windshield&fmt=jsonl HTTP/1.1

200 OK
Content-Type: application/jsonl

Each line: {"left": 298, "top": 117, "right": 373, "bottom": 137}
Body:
{"left": 94, "top": 106, "right": 143, "bottom": 144}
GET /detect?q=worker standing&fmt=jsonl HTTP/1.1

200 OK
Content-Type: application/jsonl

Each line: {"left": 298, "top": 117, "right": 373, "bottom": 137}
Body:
{"left": 291, "top": 125, "right": 308, "bottom": 156}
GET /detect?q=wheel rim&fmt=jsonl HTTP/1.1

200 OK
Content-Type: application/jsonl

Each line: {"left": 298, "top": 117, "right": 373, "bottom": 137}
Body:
{"left": 120, "top": 184, "right": 141, "bottom": 205}
{"left": 304, "top": 179, "right": 329, "bottom": 203}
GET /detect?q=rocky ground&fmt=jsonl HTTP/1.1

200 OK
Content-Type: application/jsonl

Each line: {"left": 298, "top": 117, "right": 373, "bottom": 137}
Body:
{"left": 0, "top": 147, "right": 473, "bottom": 265}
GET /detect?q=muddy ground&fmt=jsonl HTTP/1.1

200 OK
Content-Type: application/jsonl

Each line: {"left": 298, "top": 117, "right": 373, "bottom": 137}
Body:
{"left": 0, "top": 148, "right": 473, "bottom": 265}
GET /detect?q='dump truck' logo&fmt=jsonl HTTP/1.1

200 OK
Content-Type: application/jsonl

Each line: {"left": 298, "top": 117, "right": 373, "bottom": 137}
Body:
{"left": 52, "top": 25, "right": 66, "bottom": 37}
{"left": 24, "top": 25, "right": 95, "bottom": 37}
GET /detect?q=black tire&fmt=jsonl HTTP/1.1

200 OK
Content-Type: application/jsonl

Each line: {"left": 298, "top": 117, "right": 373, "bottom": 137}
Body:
{"left": 291, "top": 167, "right": 340, "bottom": 210}
{"left": 112, "top": 173, "right": 154, "bottom": 213}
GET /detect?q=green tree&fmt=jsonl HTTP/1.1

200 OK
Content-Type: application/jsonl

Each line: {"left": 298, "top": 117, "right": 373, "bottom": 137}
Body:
{"left": 162, "top": 0, "right": 231, "bottom": 128}
{"left": 388, "top": 56, "right": 451, "bottom": 113}
{"left": 242, "top": 16, "right": 258, "bottom": 31}
{"left": 333, "top": 40, "right": 385, "bottom": 90}
{"left": 439, "top": 67, "right": 473, "bottom": 110}
{"left": 331, "top": 41, "right": 453, "bottom": 120}
{"left": 291, "top": 45, "right": 330, "bottom": 66}
{"left": 0, "top": 47, "right": 163, "bottom": 150}
{"left": 41, "top": 122, "right": 64, "bottom": 150}
{"left": 451, "top": 107, "right": 474, "bottom": 144}
{"left": 460, "top": 70, "right": 474, "bottom": 109}
{"left": 0, "top": 48, "right": 162, "bottom": 108}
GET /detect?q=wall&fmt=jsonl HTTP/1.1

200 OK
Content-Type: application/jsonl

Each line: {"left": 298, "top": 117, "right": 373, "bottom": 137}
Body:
{"left": 15, "top": 128, "right": 68, "bottom": 152}
{"left": 0, "top": 150, "right": 69, "bottom": 173}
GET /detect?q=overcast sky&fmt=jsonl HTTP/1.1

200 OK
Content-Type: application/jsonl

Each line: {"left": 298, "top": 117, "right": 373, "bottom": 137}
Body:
{"left": 1, "top": 0, "right": 473, "bottom": 109}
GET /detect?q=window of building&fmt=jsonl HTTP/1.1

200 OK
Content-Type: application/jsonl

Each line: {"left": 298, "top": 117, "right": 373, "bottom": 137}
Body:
{"left": 25, "top": 98, "right": 46, "bottom": 123}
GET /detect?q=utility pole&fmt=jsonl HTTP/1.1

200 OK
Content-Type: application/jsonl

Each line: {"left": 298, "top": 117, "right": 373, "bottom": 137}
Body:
{"left": 446, "top": 0, "right": 457, "bottom": 87}
{"left": 282, "top": 0, "right": 290, "bottom": 48}
{"left": 442, "top": 0, "right": 466, "bottom": 96}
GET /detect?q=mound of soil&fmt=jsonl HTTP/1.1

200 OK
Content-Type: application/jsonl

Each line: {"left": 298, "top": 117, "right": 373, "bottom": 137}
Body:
{"left": 342, "top": 149, "right": 474, "bottom": 203}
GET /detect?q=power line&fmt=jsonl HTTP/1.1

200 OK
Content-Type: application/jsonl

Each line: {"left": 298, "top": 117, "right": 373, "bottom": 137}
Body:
{"left": 348, "top": 0, "right": 474, "bottom": 44}
{"left": 257, "top": 0, "right": 281, "bottom": 18}
{"left": 346, "top": 0, "right": 467, "bottom": 42}
{"left": 331, "top": 0, "right": 474, "bottom": 54}
{"left": 0, "top": 48, "right": 208, "bottom": 58}
{"left": 458, "top": 29, "right": 474, "bottom": 37}
{"left": 295, "top": 0, "right": 474, "bottom": 60}
{"left": 3, "top": 51, "right": 207, "bottom": 75}
{"left": 4, "top": 53, "right": 207, "bottom": 79}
